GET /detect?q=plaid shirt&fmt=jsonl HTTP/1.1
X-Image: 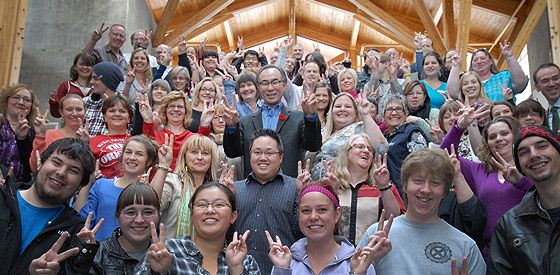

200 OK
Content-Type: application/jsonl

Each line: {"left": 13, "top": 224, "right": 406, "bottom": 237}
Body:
{"left": 84, "top": 96, "right": 107, "bottom": 136}
{"left": 134, "top": 236, "right": 261, "bottom": 274}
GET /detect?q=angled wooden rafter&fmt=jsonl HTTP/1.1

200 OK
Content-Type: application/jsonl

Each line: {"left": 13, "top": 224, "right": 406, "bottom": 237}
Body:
{"left": 349, "top": 20, "right": 361, "bottom": 69}
{"left": 488, "top": 0, "right": 526, "bottom": 53}
{"left": 456, "top": 0, "right": 472, "bottom": 70}
{"left": 223, "top": 20, "right": 235, "bottom": 50}
{"left": 432, "top": 0, "right": 443, "bottom": 25}
{"left": 228, "top": 0, "right": 276, "bottom": 14}
{"left": 442, "top": 0, "right": 456, "bottom": 50}
{"left": 350, "top": 0, "right": 415, "bottom": 44}
{"left": 152, "top": 0, "right": 180, "bottom": 46}
{"left": 354, "top": 13, "right": 415, "bottom": 51}
{"left": 164, "top": 0, "right": 234, "bottom": 47}
{"left": 173, "top": 12, "right": 234, "bottom": 48}
{"left": 310, "top": 0, "right": 357, "bottom": 14}
{"left": 298, "top": 24, "right": 349, "bottom": 50}
{"left": 412, "top": 0, "right": 446, "bottom": 53}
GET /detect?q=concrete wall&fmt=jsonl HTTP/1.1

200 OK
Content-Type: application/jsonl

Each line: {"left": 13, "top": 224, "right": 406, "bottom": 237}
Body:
{"left": 19, "top": 0, "right": 156, "bottom": 120}
{"left": 526, "top": 9, "right": 553, "bottom": 106}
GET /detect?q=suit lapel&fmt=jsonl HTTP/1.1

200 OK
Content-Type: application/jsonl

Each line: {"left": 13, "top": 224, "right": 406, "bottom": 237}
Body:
{"left": 252, "top": 110, "right": 264, "bottom": 130}
{"left": 276, "top": 107, "right": 289, "bottom": 133}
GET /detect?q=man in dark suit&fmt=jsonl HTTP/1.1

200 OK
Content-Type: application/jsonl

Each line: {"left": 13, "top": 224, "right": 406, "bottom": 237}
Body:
{"left": 223, "top": 64, "right": 322, "bottom": 178}
{"left": 152, "top": 44, "right": 192, "bottom": 90}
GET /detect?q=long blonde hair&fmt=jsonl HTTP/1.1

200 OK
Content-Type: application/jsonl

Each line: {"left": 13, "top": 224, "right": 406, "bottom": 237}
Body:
{"left": 459, "top": 71, "right": 490, "bottom": 105}
{"left": 322, "top": 93, "right": 360, "bottom": 143}
{"left": 334, "top": 133, "right": 376, "bottom": 190}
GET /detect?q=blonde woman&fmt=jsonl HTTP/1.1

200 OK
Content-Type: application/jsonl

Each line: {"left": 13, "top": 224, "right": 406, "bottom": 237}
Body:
{"left": 121, "top": 48, "right": 153, "bottom": 103}
{"left": 188, "top": 77, "right": 223, "bottom": 133}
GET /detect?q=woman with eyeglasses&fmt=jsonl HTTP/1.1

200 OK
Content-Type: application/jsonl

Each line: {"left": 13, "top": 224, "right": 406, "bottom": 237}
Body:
{"left": 309, "top": 93, "right": 386, "bottom": 180}
{"left": 88, "top": 182, "right": 161, "bottom": 273}
{"left": 139, "top": 91, "right": 213, "bottom": 170}
{"left": 170, "top": 66, "right": 191, "bottom": 97}
{"left": 0, "top": 84, "right": 38, "bottom": 182}
{"left": 188, "top": 77, "right": 223, "bottom": 133}
{"left": 334, "top": 134, "right": 405, "bottom": 245}
{"left": 137, "top": 182, "right": 260, "bottom": 274}
{"left": 513, "top": 99, "right": 546, "bottom": 127}
{"left": 403, "top": 80, "right": 439, "bottom": 121}
{"left": 469, "top": 42, "right": 528, "bottom": 101}
{"left": 380, "top": 93, "right": 428, "bottom": 196}
{"left": 75, "top": 135, "right": 160, "bottom": 240}
{"left": 156, "top": 135, "right": 220, "bottom": 238}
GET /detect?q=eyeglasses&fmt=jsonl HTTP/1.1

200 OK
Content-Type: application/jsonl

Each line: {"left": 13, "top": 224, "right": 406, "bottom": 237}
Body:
{"left": 200, "top": 87, "right": 216, "bottom": 93}
{"left": 10, "top": 95, "right": 32, "bottom": 105}
{"left": 245, "top": 57, "right": 258, "bottom": 61}
{"left": 259, "top": 79, "right": 283, "bottom": 87}
{"left": 250, "top": 150, "right": 280, "bottom": 158}
{"left": 167, "top": 104, "right": 185, "bottom": 110}
{"left": 173, "top": 76, "right": 189, "bottom": 81}
{"left": 385, "top": 107, "right": 404, "bottom": 114}
{"left": 192, "top": 200, "right": 231, "bottom": 210}
{"left": 349, "top": 143, "right": 374, "bottom": 153}
{"left": 213, "top": 115, "right": 225, "bottom": 120}
{"left": 121, "top": 208, "right": 157, "bottom": 219}
{"left": 521, "top": 112, "right": 542, "bottom": 118}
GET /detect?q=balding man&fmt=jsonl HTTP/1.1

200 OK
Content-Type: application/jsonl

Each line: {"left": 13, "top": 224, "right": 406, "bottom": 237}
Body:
{"left": 83, "top": 23, "right": 128, "bottom": 72}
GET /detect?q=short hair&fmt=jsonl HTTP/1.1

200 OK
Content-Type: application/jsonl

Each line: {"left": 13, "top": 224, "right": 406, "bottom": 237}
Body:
{"left": 129, "top": 48, "right": 153, "bottom": 80}
{"left": 438, "top": 101, "right": 462, "bottom": 133}
{"left": 257, "top": 65, "right": 288, "bottom": 83}
{"left": 250, "top": 128, "right": 284, "bottom": 154}
{"left": 304, "top": 51, "right": 327, "bottom": 75}
{"left": 170, "top": 66, "right": 191, "bottom": 83}
{"left": 469, "top": 48, "right": 500, "bottom": 75}
{"left": 477, "top": 116, "right": 520, "bottom": 171}
{"left": 235, "top": 72, "right": 260, "bottom": 104}
{"left": 102, "top": 95, "right": 133, "bottom": 120}
{"left": 400, "top": 148, "right": 454, "bottom": 198}
{"left": 119, "top": 135, "right": 159, "bottom": 168}
{"left": 191, "top": 77, "right": 222, "bottom": 107}
{"left": 189, "top": 181, "right": 237, "bottom": 212}
{"left": 41, "top": 138, "right": 95, "bottom": 187}
{"left": 202, "top": 50, "right": 219, "bottom": 60}
{"left": 115, "top": 182, "right": 160, "bottom": 218}
{"left": 491, "top": 100, "right": 515, "bottom": 119}
{"left": 158, "top": 91, "right": 192, "bottom": 128}
{"left": 380, "top": 93, "right": 408, "bottom": 116}
{"left": 148, "top": 79, "right": 171, "bottom": 106}
{"left": 0, "top": 84, "right": 39, "bottom": 124}
{"left": 110, "top": 24, "right": 126, "bottom": 32}
{"left": 532, "top": 63, "right": 560, "bottom": 84}
{"left": 514, "top": 99, "right": 546, "bottom": 124}
{"left": 243, "top": 50, "right": 259, "bottom": 59}
{"left": 174, "top": 135, "right": 219, "bottom": 185}
{"left": 335, "top": 133, "right": 376, "bottom": 189}
{"left": 69, "top": 52, "right": 95, "bottom": 80}
{"left": 337, "top": 68, "right": 358, "bottom": 91}
{"left": 403, "top": 80, "right": 431, "bottom": 108}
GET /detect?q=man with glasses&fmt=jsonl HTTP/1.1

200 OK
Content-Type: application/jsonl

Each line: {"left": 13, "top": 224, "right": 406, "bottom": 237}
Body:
{"left": 223, "top": 64, "right": 322, "bottom": 178}
{"left": 228, "top": 129, "right": 303, "bottom": 273}
{"left": 533, "top": 63, "right": 560, "bottom": 133}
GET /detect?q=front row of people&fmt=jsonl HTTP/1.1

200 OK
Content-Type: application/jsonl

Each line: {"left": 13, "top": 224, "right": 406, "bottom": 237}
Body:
{"left": 1, "top": 123, "right": 558, "bottom": 274}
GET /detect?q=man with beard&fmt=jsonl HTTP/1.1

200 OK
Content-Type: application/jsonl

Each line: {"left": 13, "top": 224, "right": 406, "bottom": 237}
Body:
{"left": 0, "top": 138, "right": 98, "bottom": 274}
{"left": 488, "top": 126, "right": 560, "bottom": 274}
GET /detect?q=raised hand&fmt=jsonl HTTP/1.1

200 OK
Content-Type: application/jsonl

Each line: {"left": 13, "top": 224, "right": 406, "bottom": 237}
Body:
{"left": 446, "top": 144, "right": 461, "bottom": 177}
{"left": 178, "top": 35, "right": 187, "bottom": 54}
{"left": 280, "top": 36, "right": 293, "bottom": 50}
{"left": 265, "top": 230, "right": 292, "bottom": 268}
{"left": 322, "top": 159, "right": 340, "bottom": 190}
{"left": 450, "top": 50, "right": 462, "bottom": 68}
{"left": 29, "top": 232, "right": 79, "bottom": 275}
{"left": 125, "top": 68, "right": 135, "bottom": 84}
{"left": 158, "top": 133, "right": 174, "bottom": 169}
{"left": 343, "top": 51, "right": 351, "bottom": 63}
{"left": 237, "top": 36, "right": 245, "bottom": 50}
{"left": 219, "top": 163, "right": 236, "bottom": 194}
{"left": 499, "top": 39, "right": 514, "bottom": 59}
{"left": 451, "top": 257, "right": 469, "bottom": 275}
{"left": 296, "top": 159, "right": 312, "bottom": 194}
{"left": 456, "top": 102, "right": 490, "bottom": 129}
{"left": 491, "top": 148, "right": 522, "bottom": 184}
{"left": 91, "top": 23, "right": 109, "bottom": 41}
{"left": 313, "top": 43, "right": 320, "bottom": 52}
{"left": 226, "top": 230, "right": 250, "bottom": 273}
{"left": 137, "top": 93, "right": 154, "bottom": 123}
{"left": 75, "top": 118, "right": 91, "bottom": 142}
{"left": 499, "top": 80, "right": 513, "bottom": 101}
{"left": 200, "top": 37, "right": 208, "bottom": 50}
{"left": 222, "top": 94, "right": 240, "bottom": 126}
{"left": 199, "top": 101, "right": 215, "bottom": 128}
{"left": 373, "top": 154, "right": 390, "bottom": 189}
{"left": 356, "top": 92, "right": 372, "bottom": 117}
{"left": 33, "top": 108, "right": 50, "bottom": 137}
{"left": 147, "top": 222, "right": 174, "bottom": 273}
{"left": 14, "top": 111, "right": 30, "bottom": 140}
{"left": 137, "top": 167, "right": 152, "bottom": 184}
{"left": 426, "top": 118, "right": 444, "bottom": 144}
{"left": 77, "top": 212, "right": 104, "bottom": 244}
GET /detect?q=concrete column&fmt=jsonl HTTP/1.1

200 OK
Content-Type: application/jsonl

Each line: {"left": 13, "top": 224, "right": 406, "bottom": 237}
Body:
{"left": 526, "top": 9, "right": 553, "bottom": 106}
{"left": 18, "top": 0, "right": 156, "bottom": 120}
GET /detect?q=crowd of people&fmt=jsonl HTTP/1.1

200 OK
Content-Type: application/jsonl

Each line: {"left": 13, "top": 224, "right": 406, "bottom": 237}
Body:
{"left": 0, "top": 23, "right": 559, "bottom": 274}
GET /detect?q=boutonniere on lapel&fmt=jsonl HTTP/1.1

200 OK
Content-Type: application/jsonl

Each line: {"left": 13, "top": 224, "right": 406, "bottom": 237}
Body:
{"left": 279, "top": 114, "right": 287, "bottom": 121}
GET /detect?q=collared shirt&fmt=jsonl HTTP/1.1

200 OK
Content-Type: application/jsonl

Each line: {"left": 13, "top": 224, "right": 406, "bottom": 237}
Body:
{"left": 84, "top": 96, "right": 107, "bottom": 136}
{"left": 235, "top": 171, "right": 302, "bottom": 274}
{"left": 548, "top": 98, "right": 560, "bottom": 131}
{"left": 237, "top": 99, "right": 263, "bottom": 118}
{"left": 93, "top": 44, "right": 128, "bottom": 72}
{"left": 261, "top": 103, "right": 282, "bottom": 130}
{"left": 134, "top": 236, "right": 260, "bottom": 274}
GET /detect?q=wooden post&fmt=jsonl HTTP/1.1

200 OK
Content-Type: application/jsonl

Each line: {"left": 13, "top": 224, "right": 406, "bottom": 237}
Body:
{"left": 0, "top": 0, "right": 28, "bottom": 87}
{"left": 549, "top": 0, "right": 560, "bottom": 63}
{"left": 349, "top": 20, "right": 360, "bottom": 70}
{"left": 152, "top": 0, "right": 180, "bottom": 46}
{"left": 442, "top": 0, "right": 456, "bottom": 50}
{"left": 456, "top": 0, "right": 472, "bottom": 71}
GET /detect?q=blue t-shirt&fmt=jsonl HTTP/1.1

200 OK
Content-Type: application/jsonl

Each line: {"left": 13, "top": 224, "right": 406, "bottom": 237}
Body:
{"left": 420, "top": 80, "right": 447, "bottom": 109}
{"left": 79, "top": 178, "right": 123, "bottom": 241}
{"left": 483, "top": 70, "right": 512, "bottom": 101}
{"left": 17, "top": 190, "right": 63, "bottom": 254}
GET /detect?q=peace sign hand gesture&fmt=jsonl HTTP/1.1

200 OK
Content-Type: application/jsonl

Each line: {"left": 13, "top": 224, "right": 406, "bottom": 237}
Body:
{"left": 426, "top": 118, "right": 444, "bottom": 144}
{"left": 265, "top": 230, "right": 292, "bottom": 268}
{"left": 219, "top": 163, "right": 236, "bottom": 194}
{"left": 75, "top": 118, "right": 91, "bottom": 142}
{"left": 321, "top": 159, "right": 340, "bottom": 190}
{"left": 499, "top": 39, "right": 514, "bottom": 59}
{"left": 491, "top": 149, "right": 522, "bottom": 184}
{"left": 499, "top": 80, "right": 513, "bottom": 101}
{"left": 373, "top": 154, "right": 390, "bottom": 189}
{"left": 137, "top": 93, "right": 154, "bottom": 123}
{"left": 356, "top": 92, "right": 372, "bottom": 117}
{"left": 296, "top": 159, "right": 312, "bottom": 194}
{"left": 158, "top": 133, "right": 174, "bottom": 169}
{"left": 147, "top": 222, "right": 174, "bottom": 273}
{"left": 222, "top": 94, "right": 240, "bottom": 126}
{"left": 199, "top": 101, "right": 216, "bottom": 128}
{"left": 77, "top": 212, "right": 104, "bottom": 244}
{"left": 29, "top": 232, "right": 79, "bottom": 275}
{"left": 91, "top": 23, "right": 109, "bottom": 42}
{"left": 14, "top": 111, "right": 30, "bottom": 140}
{"left": 456, "top": 102, "right": 490, "bottom": 129}
{"left": 451, "top": 257, "right": 469, "bottom": 275}
{"left": 33, "top": 107, "right": 50, "bottom": 138}
{"left": 226, "top": 230, "right": 250, "bottom": 274}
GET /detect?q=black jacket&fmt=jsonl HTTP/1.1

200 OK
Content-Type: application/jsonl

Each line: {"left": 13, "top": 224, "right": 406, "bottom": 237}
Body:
{"left": 439, "top": 192, "right": 487, "bottom": 251}
{"left": 90, "top": 228, "right": 142, "bottom": 274}
{"left": 0, "top": 179, "right": 97, "bottom": 274}
{"left": 488, "top": 188, "right": 560, "bottom": 275}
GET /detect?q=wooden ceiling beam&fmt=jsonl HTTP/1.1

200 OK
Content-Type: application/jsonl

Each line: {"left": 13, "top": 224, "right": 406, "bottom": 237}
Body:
{"left": 350, "top": 0, "right": 415, "bottom": 40}
{"left": 456, "top": 0, "right": 472, "bottom": 70}
{"left": 228, "top": 0, "right": 276, "bottom": 14}
{"left": 433, "top": 0, "right": 444, "bottom": 26}
{"left": 152, "top": 0, "right": 180, "bottom": 46}
{"left": 412, "top": 0, "right": 446, "bottom": 53}
{"left": 549, "top": 0, "right": 560, "bottom": 63}
{"left": 488, "top": 0, "right": 526, "bottom": 53}
{"left": 442, "top": 0, "right": 456, "bottom": 50}
{"left": 163, "top": 0, "right": 234, "bottom": 47}
{"left": 354, "top": 13, "right": 415, "bottom": 51}
{"left": 310, "top": 0, "right": 357, "bottom": 14}
{"left": 472, "top": 0, "right": 520, "bottom": 17}
{"left": 298, "top": 24, "right": 349, "bottom": 50}
{"left": 173, "top": 13, "right": 234, "bottom": 48}
{"left": 498, "top": 0, "right": 547, "bottom": 69}
{"left": 239, "top": 25, "right": 287, "bottom": 49}
{"left": 289, "top": 0, "right": 296, "bottom": 43}
{"left": 223, "top": 20, "right": 235, "bottom": 50}
{"left": 349, "top": 20, "right": 361, "bottom": 69}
